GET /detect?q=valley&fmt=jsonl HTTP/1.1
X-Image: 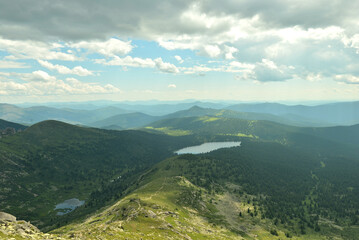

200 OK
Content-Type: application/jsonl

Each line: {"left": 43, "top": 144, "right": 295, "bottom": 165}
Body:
{"left": 0, "top": 101, "right": 359, "bottom": 239}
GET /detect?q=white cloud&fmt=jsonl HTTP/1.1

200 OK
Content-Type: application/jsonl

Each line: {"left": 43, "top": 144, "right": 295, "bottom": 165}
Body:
{"left": 224, "top": 45, "right": 238, "bottom": 59}
{"left": 38, "top": 60, "right": 93, "bottom": 76}
{"left": 96, "top": 56, "right": 155, "bottom": 68}
{"left": 0, "top": 38, "right": 78, "bottom": 61}
{"left": 96, "top": 56, "right": 179, "bottom": 74}
{"left": 175, "top": 55, "right": 184, "bottom": 63}
{"left": 70, "top": 38, "right": 133, "bottom": 57}
{"left": 335, "top": 74, "right": 359, "bottom": 84}
{"left": 0, "top": 71, "right": 120, "bottom": 96}
{"left": 343, "top": 34, "right": 359, "bottom": 53}
{"left": 154, "top": 58, "right": 179, "bottom": 73}
{"left": 168, "top": 84, "right": 176, "bottom": 88}
{"left": 0, "top": 60, "right": 29, "bottom": 69}
{"left": 20, "top": 70, "right": 57, "bottom": 82}
{"left": 203, "top": 45, "right": 221, "bottom": 58}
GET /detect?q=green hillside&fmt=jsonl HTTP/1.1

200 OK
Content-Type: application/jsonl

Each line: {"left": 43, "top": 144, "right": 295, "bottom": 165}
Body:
{"left": 0, "top": 120, "right": 198, "bottom": 230}
{"left": 0, "top": 119, "right": 27, "bottom": 131}
{"left": 91, "top": 105, "right": 329, "bottom": 130}
{"left": 91, "top": 112, "right": 159, "bottom": 129}
{"left": 1, "top": 116, "right": 358, "bottom": 239}
{"left": 146, "top": 116, "right": 359, "bottom": 152}
{"left": 51, "top": 138, "right": 359, "bottom": 239}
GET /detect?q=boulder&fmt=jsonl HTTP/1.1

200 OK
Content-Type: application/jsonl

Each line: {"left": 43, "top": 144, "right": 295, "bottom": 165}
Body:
{"left": 0, "top": 212, "right": 16, "bottom": 222}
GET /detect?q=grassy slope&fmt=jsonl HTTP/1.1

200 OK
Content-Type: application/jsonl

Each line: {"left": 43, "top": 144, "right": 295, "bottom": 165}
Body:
{"left": 52, "top": 150, "right": 357, "bottom": 240}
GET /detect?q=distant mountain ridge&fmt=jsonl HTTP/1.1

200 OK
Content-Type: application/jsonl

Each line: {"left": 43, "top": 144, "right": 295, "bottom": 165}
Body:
{"left": 226, "top": 101, "right": 359, "bottom": 126}
{"left": 0, "top": 103, "right": 131, "bottom": 125}
{"left": 91, "top": 105, "right": 333, "bottom": 130}
{"left": 1, "top": 100, "right": 359, "bottom": 129}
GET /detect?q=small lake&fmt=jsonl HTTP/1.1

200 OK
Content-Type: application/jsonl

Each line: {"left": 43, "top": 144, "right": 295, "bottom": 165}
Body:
{"left": 54, "top": 198, "right": 85, "bottom": 216}
{"left": 175, "top": 141, "right": 241, "bottom": 155}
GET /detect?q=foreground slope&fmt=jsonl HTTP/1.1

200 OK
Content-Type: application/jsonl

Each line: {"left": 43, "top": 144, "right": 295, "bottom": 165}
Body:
{"left": 0, "top": 120, "right": 197, "bottom": 230}
{"left": 53, "top": 139, "right": 359, "bottom": 239}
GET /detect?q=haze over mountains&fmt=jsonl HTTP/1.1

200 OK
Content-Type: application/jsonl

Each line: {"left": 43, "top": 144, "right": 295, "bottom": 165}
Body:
{"left": 1, "top": 100, "right": 359, "bottom": 129}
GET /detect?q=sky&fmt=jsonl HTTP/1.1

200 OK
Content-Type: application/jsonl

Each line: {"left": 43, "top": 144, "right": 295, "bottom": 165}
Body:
{"left": 1, "top": 0, "right": 359, "bottom": 103}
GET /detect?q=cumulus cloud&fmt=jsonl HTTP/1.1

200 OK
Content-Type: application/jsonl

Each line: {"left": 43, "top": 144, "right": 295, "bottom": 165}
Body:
{"left": 96, "top": 56, "right": 179, "bottom": 74}
{"left": 0, "top": 38, "right": 78, "bottom": 61}
{"left": 253, "top": 59, "right": 293, "bottom": 82}
{"left": 96, "top": 56, "right": 155, "bottom": 68}
{"left": 70, "top": 38, "right": 133, "bottom": 57}
{"left": 38, "top": 60, "right": 93, "bottom": 76}
{"left": 0, "top": 0, "right": 359, "bottom": 98}
{"left": 20, "top": 70, "right": 57, "bottom": 82}
{"left": 0, "top": 71, "right": 120, "bottom": 96}
{"left": 175, "top": 55, "right": 184, "bottom": 63}
{"left": 0, "top": 60, "right": 29, "bottom": 68}
{"left": 335, "top": 74, "right": 359, "bottom": 84}
{"left": 168, "top": 84, "right": 176, "bottom": 88}
{"left": 154, "top": 58, "right": 179, "bottom": 73}
{"left": 224, "top": 45, "right": 238, "bottom": 60}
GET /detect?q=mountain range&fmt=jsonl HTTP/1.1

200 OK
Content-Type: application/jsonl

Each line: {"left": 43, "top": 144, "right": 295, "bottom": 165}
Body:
{"left": 1, "top": 100, "right": 359, "bottom": 239}
{"left": 2, "top": 101, "right": 359, "bottom": 128}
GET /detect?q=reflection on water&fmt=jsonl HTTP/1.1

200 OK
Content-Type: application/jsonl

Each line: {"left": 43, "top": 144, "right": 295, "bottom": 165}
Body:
{"left": 54, "top": 198, "right": 85, "bottom": 216}
{"left": 175, "top": 141, "right": 241, "bottom": 155}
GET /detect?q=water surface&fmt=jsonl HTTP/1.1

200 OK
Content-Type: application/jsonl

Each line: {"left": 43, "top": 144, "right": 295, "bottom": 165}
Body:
{"left": 175, "top": 141, "right": 241, "bottom": 155}
{"left": 54, "top": 198, "right": 85, "bottom": 216}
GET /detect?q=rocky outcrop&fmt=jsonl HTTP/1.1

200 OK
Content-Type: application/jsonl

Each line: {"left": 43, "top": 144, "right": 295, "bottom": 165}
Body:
{"left": 0, "top": 212, "right": 66, "bottom": 239}
{"left": 0, "top": 212, "right": 16, "bottom": 222}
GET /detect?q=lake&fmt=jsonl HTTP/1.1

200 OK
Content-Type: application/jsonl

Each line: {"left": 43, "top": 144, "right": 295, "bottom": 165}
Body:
{"left": 175, "top": 141, "right": 241, "bottom": 155}
{"left": 54, "top": 198, "right": 85, "bottom": 216}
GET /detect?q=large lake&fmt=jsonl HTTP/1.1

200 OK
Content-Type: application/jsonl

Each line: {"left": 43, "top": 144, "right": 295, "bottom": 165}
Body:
{"left": 175, "top": 141, "right": 241, "bottom": 155}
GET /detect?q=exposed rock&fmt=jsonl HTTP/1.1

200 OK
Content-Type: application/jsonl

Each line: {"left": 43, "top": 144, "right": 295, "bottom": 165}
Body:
{"left": 145, "top": 210, "right": 157, "bottom": 218}
{"left": 0, "top": 212, "right": 16, "bottom": 222}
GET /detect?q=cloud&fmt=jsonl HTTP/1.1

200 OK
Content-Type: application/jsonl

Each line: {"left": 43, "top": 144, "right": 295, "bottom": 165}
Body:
{"left": 168, "top": 84, "right": 176, "bottom": 88}
{"left": 224, "top": 45, "right": 238, "bottom": 60}
{"left": 20, "top": 70, "right": 57, "bottom": 82}
{"left": 175, "top": 55, "right": 184, "bottom": 63}
{"left": 96, "top": 56, "right": 155, "bottom": 68}
{"left": 0, "top": 38, "right": 78, "bottom": 61}
{"left": 38, "top": 60, "right": 93, "bottom": 76}
{"left": 203, "top": 45, "right": 221, "bottom": 58}
{"left": 0, "top": 60, "right": 29, "bottom": 69}
{"left": 1, "top": 0, "right": 359, "bottom": 93}
{"left": 0, "top": 71, "right": 120, "bottom": 96}
{"left": 181, "top": 60, "right": 255, "bottom": 75}
{"left": 154, "top": 58, "right": 179, "bottom": 73}
{"left": 335, "top": 74, "right": 359, "bottom": 84}
{"left": 70, "top": 38, "right": 133, "bottom": 57}
{"left": 253, "top": 59, "right": 292, "bottom": 82}
{"left": 96, "top": 56, "right": 179, "bottom": 73}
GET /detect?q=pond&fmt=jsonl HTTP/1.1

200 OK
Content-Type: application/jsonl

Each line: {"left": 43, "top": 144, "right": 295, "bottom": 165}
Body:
{"left": 175, "top": 141, "right": 241, "bottom": 155}
{"left": 54, "top": 198, "right": 85, "bottom": 216}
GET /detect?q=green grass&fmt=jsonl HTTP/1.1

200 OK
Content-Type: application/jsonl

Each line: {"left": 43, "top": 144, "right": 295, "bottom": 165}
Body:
{"left": 144, "top": 126, "right": 192, "bottom": 136}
